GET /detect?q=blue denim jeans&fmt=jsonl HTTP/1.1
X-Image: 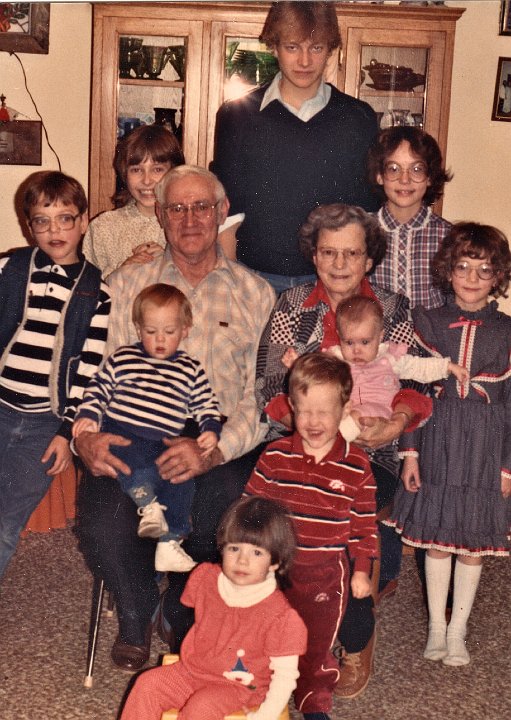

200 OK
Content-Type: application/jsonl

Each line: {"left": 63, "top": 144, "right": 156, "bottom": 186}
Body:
{"left": 0, "top": 402, "right": 60, "bottom": 578}
{"left": 102, "top": 417, "right": 194, "bottom": 537}
{"left": 251, "top": 269, "right": 316, "bottom": 296}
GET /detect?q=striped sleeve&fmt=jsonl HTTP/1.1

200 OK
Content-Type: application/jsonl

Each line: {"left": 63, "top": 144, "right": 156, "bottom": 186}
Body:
{"left": 61, "top": 280, "right": 111, "bottom": 428}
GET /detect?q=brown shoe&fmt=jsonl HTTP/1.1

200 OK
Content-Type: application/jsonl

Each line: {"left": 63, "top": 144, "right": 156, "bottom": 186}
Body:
{"left": 111, "top": 623, "right": 152, "bottom": 672}
{"left": 334, "top": 630, "right": 376, "bottom": 700}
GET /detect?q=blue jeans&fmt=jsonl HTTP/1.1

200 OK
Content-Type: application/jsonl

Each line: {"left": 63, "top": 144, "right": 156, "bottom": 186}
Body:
{"left": 0, "top": 403, "right": 60, "bottom": 578}
{"left": 252, "top": 269, "right": 316, "bottom": 296}
{"left": 102, "top": 417, "right": 194, "bottom": 538}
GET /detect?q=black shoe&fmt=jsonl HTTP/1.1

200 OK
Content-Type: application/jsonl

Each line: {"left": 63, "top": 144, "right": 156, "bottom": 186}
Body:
{"left": 111, "top": 624, "right": 151, "bottom": 672}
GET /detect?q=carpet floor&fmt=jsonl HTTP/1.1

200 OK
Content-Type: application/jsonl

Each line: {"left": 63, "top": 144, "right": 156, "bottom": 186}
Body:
{"left": 0, "top": 527, "right": 509, "bottom": 720}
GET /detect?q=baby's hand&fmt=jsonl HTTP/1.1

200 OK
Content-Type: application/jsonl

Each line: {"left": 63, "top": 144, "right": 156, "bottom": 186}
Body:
{"left": 197, "top": 431, "right": 218, "bottom": 458}
{"left": 72, "top": 417, "right": 99, "bottom": 439}
{"left": 122, "top": 242, "right": 163, "bottom": 267}
{"left": 448, "top": 361, "right": 469, "bottom": 383}
{"left": 281, "top": 347, "right": 299, "bottom": 369}
{"left": 351, "top": 570, "right": 372, "bottom": 599}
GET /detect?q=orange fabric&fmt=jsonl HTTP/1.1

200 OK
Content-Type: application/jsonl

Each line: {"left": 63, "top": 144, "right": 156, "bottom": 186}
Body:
{"left": 22, "top": 464, "right": 78, "bottom": 534}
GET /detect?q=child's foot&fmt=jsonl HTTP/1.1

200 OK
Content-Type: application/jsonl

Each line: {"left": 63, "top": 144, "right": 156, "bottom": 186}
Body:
{"left": 423, "top": 623, "right": 447, "bottom": 661}
{"left": 155, "top": 539, "right": 197, "bottom": 572}
{"left": 137, "top": 498, "right": 169, "bottom": 538}
{"left": 442, "top": 632, "right": 470, "bottom": 666}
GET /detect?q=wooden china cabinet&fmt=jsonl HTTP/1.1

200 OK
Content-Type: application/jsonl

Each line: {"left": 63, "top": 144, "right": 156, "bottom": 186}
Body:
{"left": 89, "top": 2, "right": 464, "bottom": 219}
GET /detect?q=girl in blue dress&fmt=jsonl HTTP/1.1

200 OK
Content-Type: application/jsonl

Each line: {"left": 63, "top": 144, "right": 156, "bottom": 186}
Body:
{"left": 388, "top": 222, "right": 511, "bottom": 667}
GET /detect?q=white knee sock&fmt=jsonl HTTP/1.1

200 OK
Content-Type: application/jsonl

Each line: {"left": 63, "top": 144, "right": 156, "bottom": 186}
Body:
{"left": 443, "top": 559, "right": 482, "bottom": 667}
{"left": 423, "top": 554, "right": 452, "bottom": 661}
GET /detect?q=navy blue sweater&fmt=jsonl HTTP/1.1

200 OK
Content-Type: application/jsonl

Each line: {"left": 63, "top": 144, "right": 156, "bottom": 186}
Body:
{"left": 211, "top": 84, "right": 379, "bottom": 276}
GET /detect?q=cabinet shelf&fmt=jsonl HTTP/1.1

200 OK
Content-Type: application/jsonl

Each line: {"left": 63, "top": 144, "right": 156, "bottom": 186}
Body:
{"left": 119, "top": 78, "right": 184, "bottom": 89}
{"left": 360, "top": 89, "right": 425, "bottom": 99}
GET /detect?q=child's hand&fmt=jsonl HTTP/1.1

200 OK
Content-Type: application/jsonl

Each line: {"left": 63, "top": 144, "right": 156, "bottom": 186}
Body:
{"left": 41, "top": 435, "right": 72, "bottom": 476}
{"left": 501, "top": 471, "right": 511, "bottom": 498}
{"left": 351, "top": 570, "right": 372, "bottom": 599}
{"left": 401, "top": 455, "right": 421, "bottom": 492}
{"left": 122, "top": 241, "right": 163, "bottom": 267}
{"left": 197, "top": 431, "right": 218, "bottom": 458}
{"left": 448, "top": 361, "right": 469, "bottom": 383}
{"left": 281, "top": 347, "right": 299, "bottom": 369}
{"left": 72, "top": 417, "right": 99, "bottom": 438}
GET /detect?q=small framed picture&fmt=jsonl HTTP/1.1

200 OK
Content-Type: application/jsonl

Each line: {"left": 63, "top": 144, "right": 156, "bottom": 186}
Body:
{"left": 500, "top": 0, "right": 511, "bottom": 36}
{"left": 0, "top": 3, "right": 50, "bottom": 54}
{"left": 492, "top": 57, "right": 511, "bottom": 122}
{"left": 0, "top": 121, "right": 42, "bottom": 165}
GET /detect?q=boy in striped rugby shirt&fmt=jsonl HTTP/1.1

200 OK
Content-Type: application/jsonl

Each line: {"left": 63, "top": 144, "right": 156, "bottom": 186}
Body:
{"left": 245, "top": 352, "right": 377, "bottom": 720}
{"left": 0, "top": 171, "right": 111, "bottom": 580}
{"left": 73, "top": 283, "right": 222, "bottom": 573}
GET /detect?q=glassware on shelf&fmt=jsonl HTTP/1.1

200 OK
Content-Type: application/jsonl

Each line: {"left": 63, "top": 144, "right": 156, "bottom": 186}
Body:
{"left": 390, "top": 108, "right": 414, "bottom": 126}
{"left": 154, "top": 107, "right": 178, "bottom": 134}
{"left": 142, "top": 46, "right": 172, "bottom": 80}
{"left": 119, "top": 37, "right": 143, "bottom": 79}
{"left": 167, "top": 46, "right": 186, "bottom": 80}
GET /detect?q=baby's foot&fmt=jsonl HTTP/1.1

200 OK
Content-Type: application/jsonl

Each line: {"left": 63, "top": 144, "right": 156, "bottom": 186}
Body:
{"left": 423, "top": 623, "right": 447, "bottom": 661}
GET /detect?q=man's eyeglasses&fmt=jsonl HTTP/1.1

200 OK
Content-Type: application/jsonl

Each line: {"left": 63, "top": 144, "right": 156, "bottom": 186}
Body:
{"left": 315, "top": 247, "right": 367, "bottom": 263}
{"left": 162, "top": 201, "right": 220, "bottom": 222}
{"left": 29, "top": 213, "right": 81, "bottom": 233}
{"left": 383, "top": 162, "right": 428, "bottom": 183}
{"left": 452, "top": 261, "right": 495, "bottom": 281}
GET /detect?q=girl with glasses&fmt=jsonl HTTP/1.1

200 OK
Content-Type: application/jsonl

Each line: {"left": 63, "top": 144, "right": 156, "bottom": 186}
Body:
{"left": 386, "top": 222, "right": 511, "bottom": 667}
{"left": 367, "top": 126, "right": 453, "bottom": 310}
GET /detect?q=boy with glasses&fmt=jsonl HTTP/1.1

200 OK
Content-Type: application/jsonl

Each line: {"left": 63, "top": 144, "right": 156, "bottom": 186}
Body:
{"left": 0, "top": 170, "right": 110, "bottom": 579}
{"left": 367, "top": 126, "right": 453, "bottom": 310}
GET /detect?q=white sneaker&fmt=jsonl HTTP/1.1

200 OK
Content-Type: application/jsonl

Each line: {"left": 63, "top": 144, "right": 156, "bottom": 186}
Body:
{"left": 155, "top": 540, "right": 197, "bottom": 572}
{"left": 137, "top": 499, "right": 169, "bottom": 539}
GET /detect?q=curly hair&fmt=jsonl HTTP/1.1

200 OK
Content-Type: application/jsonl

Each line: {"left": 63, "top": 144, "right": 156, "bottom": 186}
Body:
{"left": 217, "top": 496, "right": 297, "bottom": 589}
{"left": 260, "top": 1, "right": 340, "bottom": 51}
{"left": 299, "top": 203, "right": 387, "bottom": 272}
{"left": 432, "top": 222, "right": 511, "bottom": 299}
{"left": 366, "top": 126, "right": 452, "bottom": 206}
{"left": 113, "top": 124, "right": 185, "bottom": 208}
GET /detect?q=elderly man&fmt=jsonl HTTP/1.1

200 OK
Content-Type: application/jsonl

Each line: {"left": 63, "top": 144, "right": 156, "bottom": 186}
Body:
{"left": 75, "top": 165, "right": 275, "bottom": 671}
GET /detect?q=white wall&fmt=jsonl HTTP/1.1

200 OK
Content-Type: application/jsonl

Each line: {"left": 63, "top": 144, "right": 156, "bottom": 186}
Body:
{"left": 0, "top": 2, "right": 92, "bottom": 251}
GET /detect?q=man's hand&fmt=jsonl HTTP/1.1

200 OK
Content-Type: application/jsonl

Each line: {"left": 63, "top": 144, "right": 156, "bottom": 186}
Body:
{"left": 75, "top": 430, "right": 132, "bottom": 478}
{"left": 156, "top": 436, "right": 224, "bottom": 483}
{"left": 41, "top": 435, "right": 72, "bottom": 476}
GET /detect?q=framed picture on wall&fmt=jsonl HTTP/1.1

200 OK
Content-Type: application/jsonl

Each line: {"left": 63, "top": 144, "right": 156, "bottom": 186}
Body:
{"left": 0, "top": 3, "right": 49, "bottom": 54}
{"left": 500, "top": 0, "right": 511, "bottom": 36}
{"left": 492, "top": 57, "right": 511, "bottom": 121}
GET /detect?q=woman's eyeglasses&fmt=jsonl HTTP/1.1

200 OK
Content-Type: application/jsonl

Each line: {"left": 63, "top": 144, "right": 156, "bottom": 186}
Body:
{"left": 315, "top": 248, "right": 367, "bottom": 263}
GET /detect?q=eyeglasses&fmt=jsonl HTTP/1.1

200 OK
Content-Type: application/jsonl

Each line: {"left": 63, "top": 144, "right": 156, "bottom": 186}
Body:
{"left": 452, "top": 261, "right": 495, "bottom": 281}
{"left": 383, "top": 162, "right": 428, "bottom": 183}
{"left": 161, "top": 201, "right": 220, "bottom": 222}
{"left": 315, "top": 247, "right": 367, "bottom": 263}
{"left": 29, "top": 213, "right": 81, "bottom": 234}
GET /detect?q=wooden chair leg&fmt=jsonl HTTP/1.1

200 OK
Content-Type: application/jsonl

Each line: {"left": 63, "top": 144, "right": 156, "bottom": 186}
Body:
{"left": 84, "top": 576, "right": 105, "bottom": 688}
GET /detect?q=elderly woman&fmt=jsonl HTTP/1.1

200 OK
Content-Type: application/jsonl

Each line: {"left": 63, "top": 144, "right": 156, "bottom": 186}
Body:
{"left": 255, "top": 203, "right": 431, "bottom": 699}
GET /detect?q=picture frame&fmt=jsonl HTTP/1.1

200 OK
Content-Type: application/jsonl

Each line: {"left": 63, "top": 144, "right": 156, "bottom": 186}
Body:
{"left": 491, "top": 57, "right": 511, "bottom": 122}
{"left": 0, "top": 3, "right": 50, "bottom": 54}
{"left": 500, "top": 1, "right": 511, "bottom": 36}
{"left": 0, "top": 120, "right": 42, "bottom": 165}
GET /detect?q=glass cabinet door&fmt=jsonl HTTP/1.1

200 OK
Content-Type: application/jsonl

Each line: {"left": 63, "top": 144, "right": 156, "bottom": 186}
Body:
{"left": 342, "top": 27, "right": 446, "bottom": 139}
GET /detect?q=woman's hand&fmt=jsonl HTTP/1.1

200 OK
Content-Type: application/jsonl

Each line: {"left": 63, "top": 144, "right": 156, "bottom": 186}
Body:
{"left": 156, "top": 436, "right": 224, "bottom": 483}
{"left": 121, "top": 242, "right": 163, "bottom": 267}
{"left": 401, "top": 455, "right": 421, "bottom": 492}
{"left": 356, "top": 414, "right": 406, "bottom": 450}
{"left": 41, "top": 435, "right": 72, "bottom": 476}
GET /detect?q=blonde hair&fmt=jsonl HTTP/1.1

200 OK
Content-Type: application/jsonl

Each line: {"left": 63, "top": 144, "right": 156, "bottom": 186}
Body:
{"left": 132, "top": 283, "right": 192, "bottom": 327}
